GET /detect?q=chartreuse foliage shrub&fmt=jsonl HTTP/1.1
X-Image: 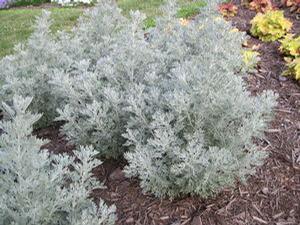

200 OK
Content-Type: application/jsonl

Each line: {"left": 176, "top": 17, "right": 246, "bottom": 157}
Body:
{"left": 279, "top": 34, "right": 300, "bottom": 58}
{"left": 0, "top": 0, "right": 277, "bottom": 198}
{"left": 250, "top": 10, "right": 292, "bottom": 42}
{"left": 283, "top": 57, "right": 300, "bottom": 80}
{"left": 279, "top": 34, "right": 300, "bottom": 80}
{"left": 0, "top": 96, "right": 116, "bottom": 225}
{"left": 242, "top": 49, "right": 260, "bottom": 72}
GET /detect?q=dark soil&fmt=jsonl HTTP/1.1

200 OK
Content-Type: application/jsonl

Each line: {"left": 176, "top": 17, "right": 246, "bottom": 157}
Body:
{"left": 36, "top": 1, "right": 300, "bottom": 224}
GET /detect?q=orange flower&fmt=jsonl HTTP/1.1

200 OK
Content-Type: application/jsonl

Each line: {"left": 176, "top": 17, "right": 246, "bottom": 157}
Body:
{"left": 281, "top": 0, "right": 300, "bottom": 13}
{"left": 249, "top": 0, "right": 274, "bottom": 13}
{"left": 218, "top": 3, "right": 238, "bottom": 17}
{"left": 179, "top": 18, "right": 190, "bottom": 26}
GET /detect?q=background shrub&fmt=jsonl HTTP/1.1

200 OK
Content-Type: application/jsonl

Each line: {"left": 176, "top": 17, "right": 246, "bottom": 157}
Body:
{"left": 12, "top": 0, "right": 49, "bottom": 7}
{"left": 0, "top": 96, "right": 116, "bottom": 225}
{"left": 0, "top": 11, "right": 70, "bottom": 128}
{"left": 51, "top": 0, "right": 94, "bottom": 6}
{"left": 0, "top": 0, "right": 11, "bottom": 8}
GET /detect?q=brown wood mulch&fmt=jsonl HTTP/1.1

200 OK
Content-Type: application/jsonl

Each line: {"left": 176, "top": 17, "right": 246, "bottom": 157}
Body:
{"left": 36, "top": 0, "right": 300, "bottom": 224}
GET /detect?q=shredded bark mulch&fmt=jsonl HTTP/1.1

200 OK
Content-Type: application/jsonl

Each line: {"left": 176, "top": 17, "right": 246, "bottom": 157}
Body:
{"left": 36, "top": 1, "right": 300, "bottom": 224}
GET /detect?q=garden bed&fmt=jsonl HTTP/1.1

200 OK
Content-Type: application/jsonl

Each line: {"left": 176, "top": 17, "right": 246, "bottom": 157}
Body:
{"left": 0, "top": 0, "right": 297, "bottom": 224}
{"left": 32, "top": 1, "right": 300, "bottom": 224}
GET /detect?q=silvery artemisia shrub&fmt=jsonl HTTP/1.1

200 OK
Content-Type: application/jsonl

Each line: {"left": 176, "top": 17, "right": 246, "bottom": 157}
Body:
{"left": 0, "top": 2, "right": 125, "bottom": 128}
{"left": 55, "top": 0, "right": 277, "bottom": 197}
{"left": 53, "top": 3, "right": 160, "bottom": 158}
{"left": 0, "top": 96, "right": 116, "bottom": 225}
{"left": 123, "top": 2, "right": 277, "bottom": 197}
{"left": 1, "top": 0, "right": 277, "bottom": 198}
{"left": 0, "top": 11, "right": 71, "bottom": 128}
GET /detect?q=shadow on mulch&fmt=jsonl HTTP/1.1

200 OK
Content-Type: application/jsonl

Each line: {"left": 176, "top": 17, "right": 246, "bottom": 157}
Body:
{"left": 36, "top": 1, "right": 300, "bottom": 224}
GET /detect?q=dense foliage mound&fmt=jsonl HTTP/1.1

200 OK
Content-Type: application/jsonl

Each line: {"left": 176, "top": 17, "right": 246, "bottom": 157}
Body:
{"left": 280, "top": 34, "right": 300, "bottom": 80}
{"left": 0, "top": 0, "right": 277, "bottom": 198}
{"left": 280, "top": 34, "right": 300, "bottom": 58}
{"left": 283, "top": 57, "right": 300, "bottom": 80}
{"left": 0, "top": 11, "right": 68, "bottom": 127}
{"left": 0, "top": 96, "right": 116, "bottom": 225}
{"left": 250, "top": 10, "right": 292, "bottom": 42}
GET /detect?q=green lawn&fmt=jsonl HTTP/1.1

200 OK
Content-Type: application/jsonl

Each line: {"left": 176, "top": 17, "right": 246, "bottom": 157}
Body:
{"left": 117, "top": 0, "right": 163, "bottom": 17}
{"left": 0, "top": 7, "right": 83, "bottom": 58}
{"left": 0, "top": 0, "right": 204, "bottom": 58}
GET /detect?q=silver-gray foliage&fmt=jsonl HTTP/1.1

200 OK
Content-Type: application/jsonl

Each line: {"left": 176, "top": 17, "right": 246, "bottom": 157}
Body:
{"left": 0, "top": 11, "right": 70, "bottom": 127}
{"left": 53, "top": 1, "right": 130, "bottom": 158}
{"left": 53, "top": 0, "right": 277, "bottom": 197}
{"left": 122, "top": 3, "right": 277, "bottom": 197}
{"left": 0, "top": 0, "right": 277, "bottom": 198}
{"left": 0, "top": 96, "right": 116, "bottom": 225}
